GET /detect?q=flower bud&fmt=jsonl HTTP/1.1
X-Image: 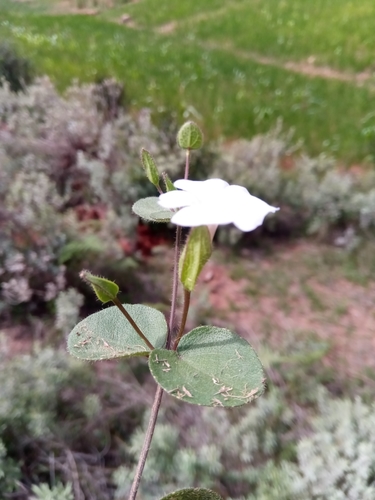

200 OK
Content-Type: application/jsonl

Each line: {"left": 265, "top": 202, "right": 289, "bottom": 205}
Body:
{"left": 177, "top": 121, "right": 203, "bottom": 150}
{"left": 179, "top": 226, "right": 212, "bottom": 292}
{"left": 80, "top": 270, "right": 119, "bottom": 303}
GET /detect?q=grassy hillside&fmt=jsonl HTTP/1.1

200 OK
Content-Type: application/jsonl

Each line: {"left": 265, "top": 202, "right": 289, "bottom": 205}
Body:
{"left": 1, "top": 0, "right": 375, "bottom": 162}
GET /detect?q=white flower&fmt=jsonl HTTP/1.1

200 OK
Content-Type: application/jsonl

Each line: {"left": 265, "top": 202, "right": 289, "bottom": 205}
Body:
{"left": 158, "top": 178, "right": 279, "bottom": 232}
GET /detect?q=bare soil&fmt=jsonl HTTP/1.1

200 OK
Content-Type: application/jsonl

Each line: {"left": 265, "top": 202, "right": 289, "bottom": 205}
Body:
{"left": 195, "top": 242, "right": 375, "bottom": 381}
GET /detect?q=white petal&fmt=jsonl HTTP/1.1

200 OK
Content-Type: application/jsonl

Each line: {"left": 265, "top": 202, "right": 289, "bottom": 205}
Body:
{"left": 170, "top": 205, "right": 206, "bottom": 226}
{"left": 171, "top": 203, "right": 233, "bottom": 227}
{"left": 174, "top": 179, "right": 229, "bottom": 198}
{"left": 158, "top": 190, "right": 197, "bottom": 209}
{"left": 232, "top": 192, "right": 279, "bottom": 232}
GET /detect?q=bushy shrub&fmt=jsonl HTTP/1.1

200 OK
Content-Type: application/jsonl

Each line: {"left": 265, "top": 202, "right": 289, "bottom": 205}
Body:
{"left": 295, "top": 388, "right": 375, "bottom": 499}
{"left": 0, "top": 340, "right": 151, "bottom": 499}
{"left": 0, "top": 77, "right": 213, "bottom": 316}
{"left": 215, "top": 121, "right": 375, "bottom": 238}
{"left": 113, "top": 386, "right": 296, "bottom": 499}
{"left": 0, "top": 345, "right": 91, "bottom": 495}
{"left": 55, "top": 287, "right": 85, "bottom": 336}
{"left": 0, "top": 41, "right": 33, "bottom": 92}
{"left": 31, "top": 482, "right": 74, "bottom": 500}
{"left": 112, "top": 384, "right": 375, "bottom": 500}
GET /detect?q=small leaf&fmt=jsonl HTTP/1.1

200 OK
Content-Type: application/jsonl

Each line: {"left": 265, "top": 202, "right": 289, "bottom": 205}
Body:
{"left": 179, "top": 226, "right": 212, "bottom": 291}
{"left": 162, "top": 172, "right": 176, "bottom": 192}
{"left": 80, "top": 270, "right": 119, "bottom": 303}
{"left": 133, "top": 197, "right": 173, "bottom": 222}
{"left": 160, "top": 488, "right": 223, "bottom": 500}
{"left": 149, "top": 326, "right": 265, "bottom": 407}
{"left": 141, "top": 148, "right": 160, "bottom": 188}
{"left": 177, "top": 121, "right": 203, "bottom": 150}
{"left": 68, "top": 304, "right": 167, "bottom": 361}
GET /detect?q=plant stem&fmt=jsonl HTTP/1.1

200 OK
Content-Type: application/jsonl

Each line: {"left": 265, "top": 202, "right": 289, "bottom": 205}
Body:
{"left": 128, "top": 384, "right": 163, "bottom": 500}
{"left": 173, "top": 288, "right": 191, "bottom": 350}
{"left": 170, "top": 147, "right": 192, "bottom": 349}
{"left": 166, "top": 225, "right": 182, "bottom": 348}
{"left": 185, "top": 149, "right": 190, "bottom": 179}
{"left": 112, "top": 297, "right": 154, "bottom": 351}
{"left": 128, "top": 145, "right": 192, "bottom": 499}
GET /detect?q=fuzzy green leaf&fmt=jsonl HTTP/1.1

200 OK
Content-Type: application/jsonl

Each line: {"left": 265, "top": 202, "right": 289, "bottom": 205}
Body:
{"left": 162, "top": 172, "right": 176, "bottom": 192}
{"left": 68, "top": 304, "right": 167, "bottom": 361}
{"left": 179, "top": 226, "right": 212, "bottom": 291}
{"left": 141, "top": 148, "right": 160, "bottom": 188}
{"left": 177, "top": 121, "right": 203, "bottom": 150}
{"left": 80, "top": 270, "right": 119, "bottom": 303}
{"left": 149, "top": 326, "right": 265, "bottom": 407}
{"left": 160, "top": 488, "right": 223, "bottom": 500}
{"left": 132, "top": 197, "right": 173, "bottom": 222}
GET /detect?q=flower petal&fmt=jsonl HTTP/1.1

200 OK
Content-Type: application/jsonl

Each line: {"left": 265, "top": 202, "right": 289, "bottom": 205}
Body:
{"left": 158, "top": 190, "right": 197, "bottom": 209}
{"left": 174, "top": 179, "right": 229, "bottom": 198}
{"left": 171, "top": 202, "right": 233, "bottom": 227}
{"left": 229, "top": 188, "right": 279, "bottom": 231}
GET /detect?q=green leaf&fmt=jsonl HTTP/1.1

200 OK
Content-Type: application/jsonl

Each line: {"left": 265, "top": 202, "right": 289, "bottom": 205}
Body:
{"left": 80, "top": 270, "right": 119, "bottom": 303}
{"left": 179, "top": 226, "right": 212, "bottom": 292}
{"left": 160, "top": 488, "right": 223, "bottom": 500}
{"left": 132, "top": 197, "right": 173, "bottom": 222}
{"left": 68, "top": 304, "right": 167, "bottom": 361}
{"left": 141, "top": 148, "right": 160, "bottom": 188}
{"left": 149, "top": 326, "right": 265, "bottom": 407}
{"left": 177, "top": 121, "right": 204, "bottom": 150}
{"left": 162, "top": 172, "right": 176, "bottom": 192}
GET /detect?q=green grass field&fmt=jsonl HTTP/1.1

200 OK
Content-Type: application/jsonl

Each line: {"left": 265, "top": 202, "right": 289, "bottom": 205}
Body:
{"left": 1, "top": 0, "right": 375, "bottom": 163}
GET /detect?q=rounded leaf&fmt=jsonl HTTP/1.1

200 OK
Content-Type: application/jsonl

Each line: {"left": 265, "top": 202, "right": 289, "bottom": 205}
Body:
{"left": 133, "top": 197, "right": 173, "bottom": 222}
{"left": 177, "top": 121, "right": 203, "bottom": 150}
{"left": 160, "top": 488, "right": 223, "bottom": 500}
{"left": 149, "top": 326, "right": 265, "bottom": 407}
{"left": 68, "top": 304, "right": 167, "bottom": 361}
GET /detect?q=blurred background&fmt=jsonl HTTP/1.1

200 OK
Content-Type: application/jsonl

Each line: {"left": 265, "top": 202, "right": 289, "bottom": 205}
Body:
{"left": 1, "top": 1, "right": 375, "bottom": 498}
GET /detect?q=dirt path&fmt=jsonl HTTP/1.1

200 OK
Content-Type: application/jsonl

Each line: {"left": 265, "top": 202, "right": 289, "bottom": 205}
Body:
{"left": 155, "top": 3, "right": 375, "bottom": 89}
{"left": 203, "top": 41, "right": 374, "bottom": 89}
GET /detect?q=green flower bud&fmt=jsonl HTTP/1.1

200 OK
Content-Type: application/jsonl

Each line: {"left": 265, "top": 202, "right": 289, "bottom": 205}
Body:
{"left": 177, "top": 121, "right": 204, "bottom": 150}
{"left": 80, "top": 270, "right": 119, "bottom": 303}
{"left": 179, "top": 226, "right": 212, "bottom": 292}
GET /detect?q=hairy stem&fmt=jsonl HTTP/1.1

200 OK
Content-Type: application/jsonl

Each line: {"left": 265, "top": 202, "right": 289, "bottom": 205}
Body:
{"left": 128, "top": 384, "right": 163, "bottom": 500}
{"left": 112, "top": 297, "right": 154, "bottom": 351}
{"left": 166, "top": 226, "right": 182, "bottom": 348}
{"left": 185, "top": 149, "right": 190, "bottom": 180}
{"left": 173, "top": 288, "right": 191, "bottom": 350}
{"left": 128, "top": 221, "right": 182, "bottom": 498}
{"left": 128, "top": 146, "right": 192, "bottom": 499}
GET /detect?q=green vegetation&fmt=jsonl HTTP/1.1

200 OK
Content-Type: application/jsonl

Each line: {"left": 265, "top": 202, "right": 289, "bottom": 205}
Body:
{"left": 180, "top": 0, "right": 375, "bottom": 73}
{"left": 1, "top": 0, "right": 375, "bottom": 162}
{"left": 1, "top": 2, "right": 375, "bottom": 496}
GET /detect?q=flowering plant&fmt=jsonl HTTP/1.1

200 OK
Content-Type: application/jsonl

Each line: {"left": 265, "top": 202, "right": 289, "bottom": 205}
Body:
{"left": 67, "top": 121, "right": 278, "bottom": 500}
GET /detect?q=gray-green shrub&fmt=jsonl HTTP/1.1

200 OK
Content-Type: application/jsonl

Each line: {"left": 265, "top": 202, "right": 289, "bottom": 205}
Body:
{"left": 0, "top": 77, "right": 212, "bottom": 316}
{"left": 215, "top": 121, "right": 375, "bottom": 237}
